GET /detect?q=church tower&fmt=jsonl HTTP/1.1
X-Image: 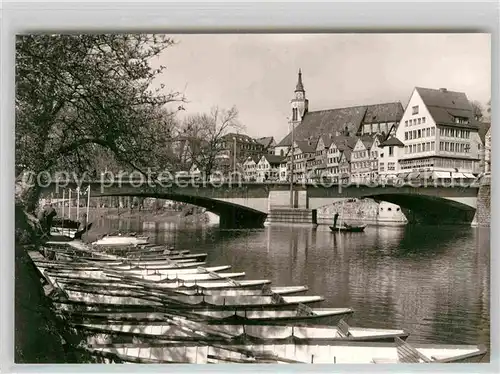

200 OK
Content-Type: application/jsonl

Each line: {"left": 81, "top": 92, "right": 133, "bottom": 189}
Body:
{"left": 290, "top": 69, "right": 309, "bottom": 131}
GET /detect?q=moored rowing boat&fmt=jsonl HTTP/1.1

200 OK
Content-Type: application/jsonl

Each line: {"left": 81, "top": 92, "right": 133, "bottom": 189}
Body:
{"left": 58, "top": 306, "right": 354, "bottom": 325}
{"left": 83, "top": 339, "right": 487, "bottom": 364}
{"left": 78, "top": 319, "right": 409, "bottom": 345}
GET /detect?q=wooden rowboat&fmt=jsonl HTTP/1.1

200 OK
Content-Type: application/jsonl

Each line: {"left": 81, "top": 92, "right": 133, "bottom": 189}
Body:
{"left": 57, "top": 288, "right": 324, "bottom": 310}
{"left": 58, "top": 306, "right": 354, "bottom": 326}
{"left": 93, "top": 236, "right": 150, "bottom": 246}
{"left": 83, "top": 339, "right": 488, "bottom": 364}
{"left": 53, "top": 252, "right": 208, "bottom": 264}
{"left": 78, "top": 319, "right": 409, "bottom": 345}
{"left": 329, "top": 224, "right": 366, "bottom": 233}
{"left": 50, "top": 280, "right": 307, "bottom": 297}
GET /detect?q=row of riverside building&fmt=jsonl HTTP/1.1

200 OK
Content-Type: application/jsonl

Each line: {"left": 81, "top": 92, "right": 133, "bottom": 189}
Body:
{"left": 188, "top": 70, "right": 490, "bottom": 184}
{"left": 239, "top": 70, "right": 491, "bottom": 184}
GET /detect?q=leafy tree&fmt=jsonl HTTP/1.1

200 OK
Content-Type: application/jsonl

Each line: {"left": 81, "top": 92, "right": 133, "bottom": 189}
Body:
{"left": 16, "top": 34, "right": 186, "bottom": 212}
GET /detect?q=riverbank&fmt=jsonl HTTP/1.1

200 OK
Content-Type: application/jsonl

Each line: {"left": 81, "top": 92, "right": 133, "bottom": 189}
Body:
{"left": 55, "top": 206, "right": 210, "bottom": 224}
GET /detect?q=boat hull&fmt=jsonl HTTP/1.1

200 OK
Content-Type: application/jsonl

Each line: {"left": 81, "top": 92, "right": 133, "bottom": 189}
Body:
{"left": 329, "top": 225, "right": 366, "bottom": 233}
{"left": 59, "top": 308, "right": 354, "bottom": 326}
{"left": 82, "top": 341, "right": 487, "bottom": 364}
{"left": 79, "top": 322, "right": 409, "bottom": 345}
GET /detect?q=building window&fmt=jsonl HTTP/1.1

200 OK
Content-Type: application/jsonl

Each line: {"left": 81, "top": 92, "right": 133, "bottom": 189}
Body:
{"left": 413, "top": 144, "right": 416, "bottom": 153}
{"left": 405, "top": 120, "right": 408, "bottom": 127}
{"left": 405, "top": 132, "right": 408, "bottom": 140}
{"left": 431, "top": 127, "right": 435, "bottom": 136}
{"left": 292, "top": 108, "right": 298, "bottom": 121}
{"left": 426, "top": 128, "right": 430, "bottom": 137}
{"left": 431, "top": 142, "right": 435, "bottom": 151}
{"left": 413, "top": 130, "right": 417, "bottom": 139}
{"left": 418, "top": 129, "right": 421, "bottom": 138}
{"left": 422, "top": 117, "right": 426, "bottom": 123}
{"left": 389, "top": 147, "right": 393, "bottom": 156}
{"left": 388, "top": 162, "right": 395, "bottom": 171}
{"left": 380, "top": 163, "right": 385, "bottom": 172}
{"left": 412, "top": 105, "right": 419, "bottom": 115}
{"left": 418, "top": 118, "right": 422, "bottom": 125}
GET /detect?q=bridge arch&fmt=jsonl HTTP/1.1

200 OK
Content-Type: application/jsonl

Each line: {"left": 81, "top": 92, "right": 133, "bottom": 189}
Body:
{"left": 310, "top": 193, "right": 476, "bottom": 225}
{"left": 66, "top": 191, "right": 267, "bottom": 229}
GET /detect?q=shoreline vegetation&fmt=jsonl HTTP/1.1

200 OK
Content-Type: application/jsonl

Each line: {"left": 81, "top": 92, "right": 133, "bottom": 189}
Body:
{"left": 57, "top": 206, "right": 211, "bottom": 224}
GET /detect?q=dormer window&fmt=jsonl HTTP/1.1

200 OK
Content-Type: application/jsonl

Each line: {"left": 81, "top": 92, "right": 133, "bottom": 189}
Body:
{"left": 454, "top": 116, "right": 469, "bottom": 125}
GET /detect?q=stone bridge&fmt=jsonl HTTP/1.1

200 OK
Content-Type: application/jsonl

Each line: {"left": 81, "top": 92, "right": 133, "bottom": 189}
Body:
{"left": 41, "top": 179, "right": 484, "bottom": 228}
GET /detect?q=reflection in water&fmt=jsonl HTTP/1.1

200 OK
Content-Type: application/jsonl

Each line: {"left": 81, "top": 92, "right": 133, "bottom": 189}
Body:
{"left": 89, "top": 217, "right": 490, "bottom": 354}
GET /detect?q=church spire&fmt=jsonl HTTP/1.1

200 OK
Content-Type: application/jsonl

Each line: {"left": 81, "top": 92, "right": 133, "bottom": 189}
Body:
{"left": 295, "top": 68, "right": 305, "bottom": 92}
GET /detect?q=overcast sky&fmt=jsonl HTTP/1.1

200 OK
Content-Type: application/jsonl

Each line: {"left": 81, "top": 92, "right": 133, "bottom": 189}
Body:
{"left": 153, "top": 34, "right": 491, "bottom": 142}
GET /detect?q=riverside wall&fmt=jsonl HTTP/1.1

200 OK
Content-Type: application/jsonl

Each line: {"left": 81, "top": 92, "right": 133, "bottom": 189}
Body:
{"left": 316, "top": 199, "right": 408, "bottom": 226}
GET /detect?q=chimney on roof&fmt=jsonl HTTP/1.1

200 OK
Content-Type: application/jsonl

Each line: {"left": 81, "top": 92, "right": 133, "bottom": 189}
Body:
{"left": 439, "top": 88, "right": 448, "bottom": 92}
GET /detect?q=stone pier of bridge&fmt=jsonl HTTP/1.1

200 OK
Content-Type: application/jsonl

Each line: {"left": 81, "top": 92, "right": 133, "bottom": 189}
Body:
{"left": 471, "top": 175, "right": 491, "bottom": 228}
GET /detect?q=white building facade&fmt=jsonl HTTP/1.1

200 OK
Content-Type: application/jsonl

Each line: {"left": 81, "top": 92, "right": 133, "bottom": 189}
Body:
{"left": 395, "top": 87, "right": 480, "bottom": 178}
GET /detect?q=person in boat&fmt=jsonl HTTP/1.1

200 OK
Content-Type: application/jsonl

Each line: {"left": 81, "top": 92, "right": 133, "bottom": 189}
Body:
{"left": 333, "top": 212, "right": 340, "bottom": 228}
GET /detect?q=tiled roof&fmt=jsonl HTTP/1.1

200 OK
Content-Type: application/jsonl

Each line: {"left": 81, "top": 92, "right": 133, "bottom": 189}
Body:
{"left": 332, "top": 136, "right": 358, "bottom": 151}
{"left": 373, "top": 133, "right": 387, "bottom": 144}
{"left": 276, "top": 102, "right": 403, "bottom": 147}
{"left": 416, "top": 87, "right": 479, "bottom": 129}
{"left": 380, "top": 136, "right": 405, "bottom": 147}
{"left": 360, "top": 134, "right": 375, "bottom": 149}
{"left": 320, "top": 134, "right": 334, "bottom": 148}
{"left": 221, "top": 132, "right": 260, "bottom": 143}
{"left": 263, "top": 154, "right": 285, "bottom": 164}
{"left": 244, "top": 155, "right": 260, "bottom": 164}
{"left": 295, "top": 140, "right": 318, "bottom": 153}
{"left": 256, "top": 136, "right": 275, "bottom": 148}
{"left": 478, "top": 122, "right": 491, "bottom": 144}
{"left": 363, "top": 102, "right": 405, "bottom": 124}
{"left": 341, "top": 148, "right": 352, "bottom": 161}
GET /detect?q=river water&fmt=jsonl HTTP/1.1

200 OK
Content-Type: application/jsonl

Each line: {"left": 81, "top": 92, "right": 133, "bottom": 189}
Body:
{"left": 91, "top": 218, "right": 490, "bottom": 356}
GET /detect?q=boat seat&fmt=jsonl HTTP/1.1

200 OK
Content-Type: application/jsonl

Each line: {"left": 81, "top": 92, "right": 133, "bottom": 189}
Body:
{"left": 296, "top": 303, "right": 314, "bottom": 316}
{"left": 271, "top": 292, "right": 285, "bottom": 304}
{"left": 337, "top": 319, "right": 351, "bottom": 337}
{"left": 395, "top": 337, "right": 432, "bottom": 363}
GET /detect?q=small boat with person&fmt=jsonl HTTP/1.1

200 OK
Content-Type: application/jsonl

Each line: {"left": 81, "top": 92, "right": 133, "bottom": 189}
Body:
{"left": 329, "top": 210, "right": 366, "bottom": 233}
{"left": 329, "top": 224, "right": 366, "bottom": 233}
